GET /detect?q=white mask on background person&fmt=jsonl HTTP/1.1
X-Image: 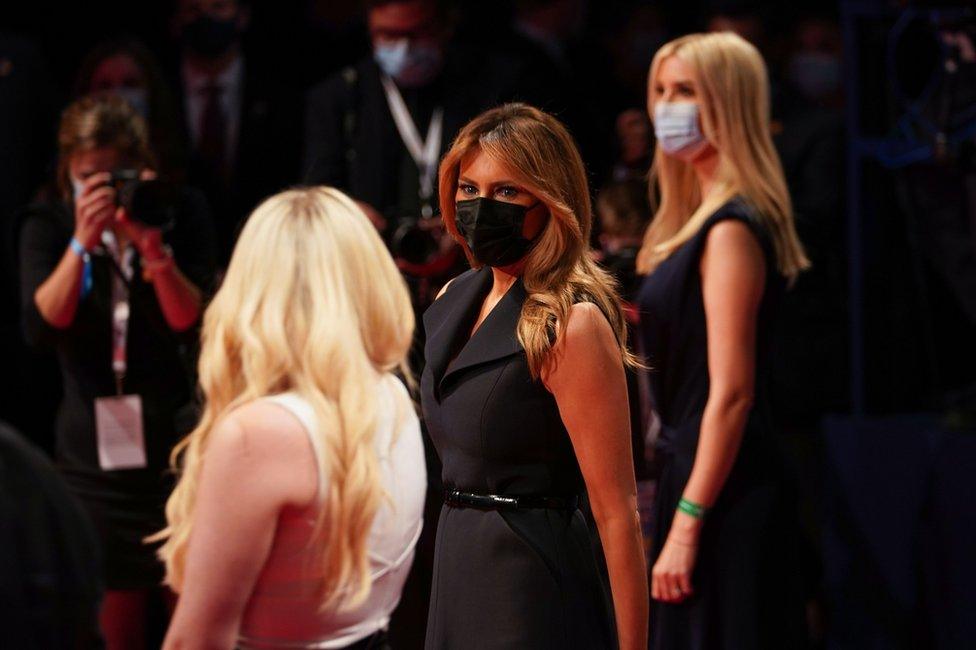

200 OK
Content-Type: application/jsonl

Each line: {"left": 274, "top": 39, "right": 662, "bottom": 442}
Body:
{"left": 653, "top": 102, "right": 709, "bottom": 159}
{"left": 373, "top": 38, "right": 444, "bottom": 88}
{"left": 113, "top": 86, "right": 150, "bottom": 119}
{"left": 788, "top": 51, "right": 841, "bottom": 101}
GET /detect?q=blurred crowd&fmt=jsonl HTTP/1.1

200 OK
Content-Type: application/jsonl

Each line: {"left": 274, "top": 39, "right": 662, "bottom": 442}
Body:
{"left": 0, "top": 0, "right": 849, "bottom": 646}
{"left": 2, "top": 0, "right": 847, "bottom": 447}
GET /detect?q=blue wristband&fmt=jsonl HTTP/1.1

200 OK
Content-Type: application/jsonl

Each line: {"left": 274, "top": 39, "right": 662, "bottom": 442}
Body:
{"left": 69, "top": 237, "right": 87, "bottom": 257}
{"left": 69, "top": 238, "right": 93, "bottom": 299}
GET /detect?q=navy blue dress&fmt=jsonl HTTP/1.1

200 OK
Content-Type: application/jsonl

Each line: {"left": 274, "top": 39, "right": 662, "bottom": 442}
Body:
{"left": 637, "top": 198, "right": 804, "bottom": 649}
{"left": 420, "top": 266, "right": 615, "bottom": 649}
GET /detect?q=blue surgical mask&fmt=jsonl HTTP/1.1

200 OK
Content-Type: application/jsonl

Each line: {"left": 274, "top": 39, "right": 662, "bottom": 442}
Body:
{"left": 789, "top": 51, "right": 841, "bottom": 101}
{"left": 114, "top": 87, "right": 150, "bottom": 120}
{"left": 373, "top": 38, "right": 443, "bottom": 88}
{"left": 653, "top": 102, "right": 708, "bottom": 159}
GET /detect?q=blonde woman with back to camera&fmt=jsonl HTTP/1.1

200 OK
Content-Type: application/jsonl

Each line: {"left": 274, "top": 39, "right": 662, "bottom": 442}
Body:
{"left": 636, "top": 32, "right": 810, "bottom": 649}
{"left": 154, "top": 187, "right": 426, "bottom": 649}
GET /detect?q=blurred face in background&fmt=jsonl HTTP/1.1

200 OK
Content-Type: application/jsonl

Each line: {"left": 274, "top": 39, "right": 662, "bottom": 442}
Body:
{"left": 515, "top": 0, "right": 586, "bottom": 41}
{"left": 89, "top": 54, "right": 150, "bottom": 118}
{"left": 369, "top": 0, "right": 448, "bottom": 87}
{"left": 789, "top": 17, "right": 843, "bottom": 103}
{"left": 707, "top": 13, "right": 765, "bottom": 51}
{"left": 175, "top": 0, "right": 248, "bottom": 60}
{"left": 66, "top": 147, "right": 131, "bottom": 211}
{"left": 616, "top": 108, "right": 653, "bottom": 167}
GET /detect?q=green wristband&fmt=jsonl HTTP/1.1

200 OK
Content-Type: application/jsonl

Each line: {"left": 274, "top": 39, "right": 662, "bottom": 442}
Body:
{"left": 677, "top": 497, "right": 707, "bottom": 519}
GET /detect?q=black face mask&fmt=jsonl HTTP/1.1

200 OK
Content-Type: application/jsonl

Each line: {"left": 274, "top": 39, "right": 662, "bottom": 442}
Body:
{"left": 182, "top": 15, "right": 239, "bottom": 59}
{"left": 455, "top": 197, "right": 542, "bottom": 267}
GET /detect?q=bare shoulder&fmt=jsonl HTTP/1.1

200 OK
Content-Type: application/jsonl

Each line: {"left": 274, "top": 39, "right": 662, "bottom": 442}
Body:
{"left": 208, "top": 400, "right": 319, "bottom": 505}
{"left": 703, "top": 219, "right": 763, "bottom": 258}
{"left": 561, "top": 302, "right": 615, "bottom": 345}
{"left": 215, "top": 400, "right": 310, "bottom": 458}
{"left": 544, "top": 303, "right": 618, "bottom": 389}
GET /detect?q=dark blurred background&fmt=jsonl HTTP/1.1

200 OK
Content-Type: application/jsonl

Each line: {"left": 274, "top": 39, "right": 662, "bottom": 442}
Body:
{"left": 1, "top": 0, "right": 974, "bottom": 648}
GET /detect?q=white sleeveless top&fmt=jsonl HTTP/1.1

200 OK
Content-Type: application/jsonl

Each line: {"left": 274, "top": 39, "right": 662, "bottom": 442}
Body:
{"left": 237, "top": 375, "right": 426, "bottom": 649}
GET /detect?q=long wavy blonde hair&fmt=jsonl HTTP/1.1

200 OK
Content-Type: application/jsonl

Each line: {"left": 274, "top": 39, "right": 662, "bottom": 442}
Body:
{"left": 439, "top": 103, "right": 639, "bottom": 376}
{"left": 636, "top": 32, "right": 810, "bottom": 279}
{"left": 152, "top": 187, "right": 415, "bottom": 610}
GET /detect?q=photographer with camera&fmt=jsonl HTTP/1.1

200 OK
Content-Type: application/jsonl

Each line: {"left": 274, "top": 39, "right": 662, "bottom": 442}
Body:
{"left": 18, "top": 94, "right": 216, "bottom": 649}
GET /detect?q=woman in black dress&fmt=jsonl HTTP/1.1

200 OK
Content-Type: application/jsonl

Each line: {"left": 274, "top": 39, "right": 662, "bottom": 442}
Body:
{"left": 636, "top": 33, "right": 810, "bottom": 649}
{"left": 421, "top": 104, "right": 649, "bottom": 649}
{"left": 18, "top": 95, "right": 215, "bottom": 648}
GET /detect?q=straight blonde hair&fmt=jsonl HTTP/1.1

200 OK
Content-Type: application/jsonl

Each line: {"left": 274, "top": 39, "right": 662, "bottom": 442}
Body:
{"left": 439, "top": 103, "right": 639, "bottom": 376}
{"left": 151, "top": 187, "right": 415, "bottom": 611}
{"left": 637, "top": 32, "right": 810, "bottom": 279}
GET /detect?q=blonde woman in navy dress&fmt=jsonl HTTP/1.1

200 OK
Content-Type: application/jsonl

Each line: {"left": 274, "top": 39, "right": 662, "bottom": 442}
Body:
{"left": 637, "top": 33, "right": 810, "bottom": 649}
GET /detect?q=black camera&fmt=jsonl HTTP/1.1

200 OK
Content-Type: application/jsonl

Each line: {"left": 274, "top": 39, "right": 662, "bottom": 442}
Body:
{"left": 109, "top": 169, "right": 179, "bottom": 232}
{"left": 389, "top": 214, "right": 441, "bottom": 264}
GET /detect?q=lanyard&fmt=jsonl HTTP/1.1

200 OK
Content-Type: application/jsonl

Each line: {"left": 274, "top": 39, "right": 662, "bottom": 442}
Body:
{"left": 101, "top": 231, "right": 135, "bottom": 395}
{"left": 379, "top": 74, "right": 444, "bottom": 218}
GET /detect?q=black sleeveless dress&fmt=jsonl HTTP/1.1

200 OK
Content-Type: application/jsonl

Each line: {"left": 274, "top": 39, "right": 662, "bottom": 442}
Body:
{"left": 420, "top": 266, "right": 615, "bottom": 650}
{"left": 637, "top": 198, "right": 804, "bottom": 649}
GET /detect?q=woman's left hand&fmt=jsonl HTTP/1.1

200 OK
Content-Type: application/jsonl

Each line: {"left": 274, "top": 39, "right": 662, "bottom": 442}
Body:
{"left": 651, "top": 531, "right": 698, "bottom": 604}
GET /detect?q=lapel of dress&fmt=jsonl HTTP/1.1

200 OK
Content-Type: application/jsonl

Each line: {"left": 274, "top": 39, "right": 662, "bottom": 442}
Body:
{"left": 440, "top": 273, "right": 527, "bottom": 398}
{"left": 423, "top": 266, "right": 528, "bottom": 401}
{"left": 424, "top": 267, "right": 491, "bottom": 401}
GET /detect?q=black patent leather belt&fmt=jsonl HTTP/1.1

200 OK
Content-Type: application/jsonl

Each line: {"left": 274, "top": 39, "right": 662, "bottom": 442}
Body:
{"left": 445, "top": 488, "right": 579, "bottom": 511}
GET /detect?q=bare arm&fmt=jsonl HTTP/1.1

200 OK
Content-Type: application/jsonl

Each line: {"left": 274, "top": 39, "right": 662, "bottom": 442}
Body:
{"left": 684, "top": 220, "right": 764, "bottom": 508}
{"left": 119, "top": 183, "right": 203, "bottom": 332}
{"left": 34, "top": 247, "right": 87, "bottom": 329}
{"left": 163, "top": 403, "right": 317, "bottom": 649}
{"left": 142, "top": 249, "right": 203, "bottom": 332}
{"left": 34, "top": 175, "right": 116, "bottom": 328}
{"left": 544, "top": 303, "right": 648, "bottom": 650}
{"left": 650, "top": 219, "right": 765, "bottom": 603}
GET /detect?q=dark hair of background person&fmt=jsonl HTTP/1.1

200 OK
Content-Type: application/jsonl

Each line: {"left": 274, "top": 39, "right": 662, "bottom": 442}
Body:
{"left": 596, "top": 178, "right": 651, "bottom": 239}
{"left": 594, "top": 177, "right": 650, "bottom": 303}
{"left": 54, "top": 94, "right": 156, "bottom": 203}
{"left": 72, "top": 37, "right": 186, "bottom": 181}
{"left": 364, "top": 0, "right": 455, "bottom": 20}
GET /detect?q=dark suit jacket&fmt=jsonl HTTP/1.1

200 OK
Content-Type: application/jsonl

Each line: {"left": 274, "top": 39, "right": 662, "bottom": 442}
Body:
{"left": 170, "top": 56, "right": 303, "bottom": 263}
{"left": 303, "top": 57, "right": 475, "bottom": 223}
{"left": 302, "top": 46, "right": 566, "bottom": 228}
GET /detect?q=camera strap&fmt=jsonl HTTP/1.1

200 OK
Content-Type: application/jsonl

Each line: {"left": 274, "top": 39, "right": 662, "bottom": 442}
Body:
{"left": 380, "top": 74, "right": 443, "bottom": 219}
{"left": 99, "top": 235, "right": 200, "bottom": 411}
{"left": 101, "top": 230, "right": 136, "bottom": 395}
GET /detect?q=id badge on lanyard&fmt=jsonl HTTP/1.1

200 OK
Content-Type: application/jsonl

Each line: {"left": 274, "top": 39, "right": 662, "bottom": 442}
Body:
{"left": 94, "top": 236, "right": 147, "bottom": 470}
{"left": 380, "top": 74, "right": 444, "bottom": 218}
